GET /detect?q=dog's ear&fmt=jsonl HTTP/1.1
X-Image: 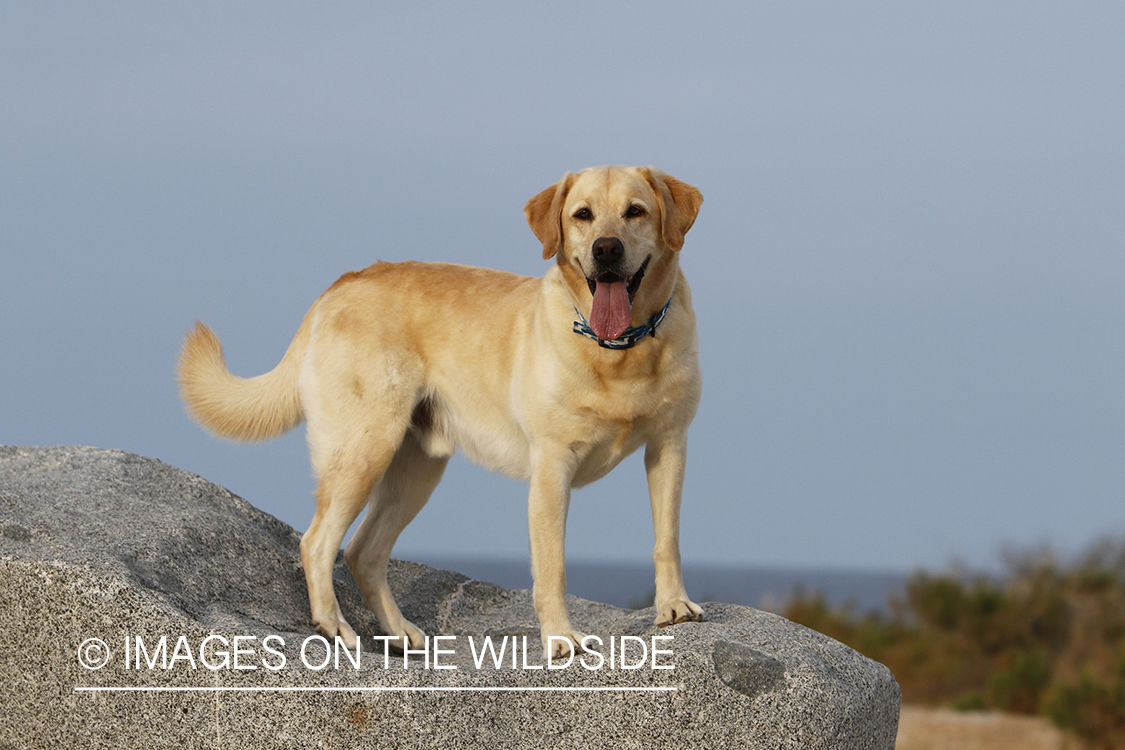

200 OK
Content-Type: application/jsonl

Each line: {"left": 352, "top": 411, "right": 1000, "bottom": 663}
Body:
{"left": 641, "top": 167, "right": 703, "bottom": 252}
{"left": 525, "top": 172, "right": 576, "bottom": 260}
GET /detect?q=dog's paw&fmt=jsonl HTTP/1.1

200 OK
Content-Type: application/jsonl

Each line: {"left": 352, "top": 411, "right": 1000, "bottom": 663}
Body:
{"left": 654, "top": 596, "right": 704, "bottom": 627}
{"left": 541, "top": 628, "right": 592, "bottom": 663}
{"left": 315, "top": 618, "right": 359, "bottom": 650}
{"left": 386, "top": 618, "right": 427, "bottom": 652}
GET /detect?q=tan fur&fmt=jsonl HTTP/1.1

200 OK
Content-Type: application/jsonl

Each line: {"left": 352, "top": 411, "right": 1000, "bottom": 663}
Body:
{"left": 177, "top": 165, "right": 704, "bottom": 659}
{"left": 177, "top": 318, "right": 309, "bottom": 441}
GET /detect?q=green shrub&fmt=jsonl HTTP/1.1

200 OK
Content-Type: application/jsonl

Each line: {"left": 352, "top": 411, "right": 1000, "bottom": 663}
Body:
{"left": 1045, "top": 671, "right": 1125, "bottom": 749}
{"left": 782, "top": 539, "right": 1125, "bottom": 748}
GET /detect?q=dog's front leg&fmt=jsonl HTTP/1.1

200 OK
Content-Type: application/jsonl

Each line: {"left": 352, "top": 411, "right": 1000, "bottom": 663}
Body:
{"left": 645, "top": 432, "right": 704, "bottom": 626}
{"left": 528, "top": 446, "right": 587, "bottom": 661}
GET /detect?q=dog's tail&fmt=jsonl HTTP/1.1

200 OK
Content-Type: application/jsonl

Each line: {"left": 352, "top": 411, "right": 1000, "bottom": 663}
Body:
{"left": 176, "top": 317, "right": 310, "bottom": 442}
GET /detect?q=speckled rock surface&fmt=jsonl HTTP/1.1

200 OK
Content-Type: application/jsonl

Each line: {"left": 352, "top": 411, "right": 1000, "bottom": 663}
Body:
{"left": 0, "top": 445, "right": 900, "bottom": 749}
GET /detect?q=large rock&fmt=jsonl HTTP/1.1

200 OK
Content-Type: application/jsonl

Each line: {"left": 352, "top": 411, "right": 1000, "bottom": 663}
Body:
{"left": 0, "top": 446, "right": 900, "bottom": 749}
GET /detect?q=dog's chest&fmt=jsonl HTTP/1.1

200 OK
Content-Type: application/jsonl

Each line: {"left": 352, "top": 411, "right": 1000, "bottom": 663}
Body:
{"left": 553, "top": 375, "right": 690, "bottom": 487}
{"left": 414, "top": 379, "right": 669, "bottom": 486}
{"left": 570, "top": 419, "right": 648, "bottom": 487}
{"left": 415, "top": 331, "right": 698, "bottom": 486}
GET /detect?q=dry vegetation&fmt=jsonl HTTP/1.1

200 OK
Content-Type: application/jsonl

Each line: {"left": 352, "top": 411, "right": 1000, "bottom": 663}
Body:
{"left": 895, "top": 705, "right": 1079, "bottom": 750}
{"left": 783, "top": 541, "right": 1125, "bottom": 749}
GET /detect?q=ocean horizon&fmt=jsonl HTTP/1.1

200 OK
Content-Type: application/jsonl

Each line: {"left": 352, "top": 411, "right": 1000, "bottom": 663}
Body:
{"left": 407, "top": 555, "right": 908, "bottom": 615}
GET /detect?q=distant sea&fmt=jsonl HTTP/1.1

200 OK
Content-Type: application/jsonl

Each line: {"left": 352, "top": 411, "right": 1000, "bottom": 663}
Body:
{"left": 409, "top": 556, "right": 908, "bottom": 615}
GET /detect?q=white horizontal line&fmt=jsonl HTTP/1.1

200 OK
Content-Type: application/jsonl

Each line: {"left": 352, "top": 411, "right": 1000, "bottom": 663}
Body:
{"left": 75, "top": 686, "right": 677, "bottom": 693}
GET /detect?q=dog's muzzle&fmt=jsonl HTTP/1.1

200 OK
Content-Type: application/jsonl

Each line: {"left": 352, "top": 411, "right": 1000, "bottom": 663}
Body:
{"left": 584, "top": 237, "right": 650, "bottom": 341}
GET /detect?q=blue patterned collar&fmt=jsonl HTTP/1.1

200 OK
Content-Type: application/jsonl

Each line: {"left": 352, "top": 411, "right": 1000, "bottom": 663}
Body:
{"left": 572, "top": 296, "right": 673, "bottom": 349}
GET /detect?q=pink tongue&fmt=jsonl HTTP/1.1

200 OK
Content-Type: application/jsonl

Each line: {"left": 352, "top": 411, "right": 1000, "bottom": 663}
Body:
{"left": 590, "top": 280, "right": 632, "bottom": 341}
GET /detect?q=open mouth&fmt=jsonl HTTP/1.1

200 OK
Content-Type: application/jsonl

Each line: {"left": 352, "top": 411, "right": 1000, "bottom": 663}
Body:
{"left": 585, "top": 256, "right": 650, "bottom": 341}
{"left": 585, "top": 255, "right": 649, "bottom": 302}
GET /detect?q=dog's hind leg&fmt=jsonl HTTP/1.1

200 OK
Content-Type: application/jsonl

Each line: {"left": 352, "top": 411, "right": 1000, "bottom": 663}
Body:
{"left": 301, "top": 441, "right": 398, "bottom": 650}
{"left": 344, "top": 429, "right": 448, "bottom": 650}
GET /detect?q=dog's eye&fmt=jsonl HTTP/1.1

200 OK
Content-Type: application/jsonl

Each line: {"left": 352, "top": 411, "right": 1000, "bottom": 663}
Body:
{"left": 572, "top": 207, "right": 592, "bottom": 221}
{"left": 625, "top": 204, "right": 646, "bottom": 218}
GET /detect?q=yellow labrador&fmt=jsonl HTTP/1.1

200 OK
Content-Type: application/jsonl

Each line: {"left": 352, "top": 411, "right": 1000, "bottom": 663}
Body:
{"left": 178, "top": 165, "right": 704, "bottom": 659}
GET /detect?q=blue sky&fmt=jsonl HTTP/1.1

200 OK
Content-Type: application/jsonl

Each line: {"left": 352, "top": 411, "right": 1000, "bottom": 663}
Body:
{"left": 2, "top": 2, "right": 1123, "bottom": 573}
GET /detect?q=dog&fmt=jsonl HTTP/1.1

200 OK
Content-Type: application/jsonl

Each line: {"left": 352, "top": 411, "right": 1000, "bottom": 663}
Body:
{"left": 177, "top": 165, "right": 704, "bottom": 659}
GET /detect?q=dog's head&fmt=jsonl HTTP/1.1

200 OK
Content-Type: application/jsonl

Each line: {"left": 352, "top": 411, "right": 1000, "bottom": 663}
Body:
{"left": 525, "top": 166, "right": 702, "bottom": 342}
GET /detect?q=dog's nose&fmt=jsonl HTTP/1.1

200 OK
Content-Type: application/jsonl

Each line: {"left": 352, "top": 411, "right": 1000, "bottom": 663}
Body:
{"left": 592, "top": 236, "right": 624, "bottom": 265}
